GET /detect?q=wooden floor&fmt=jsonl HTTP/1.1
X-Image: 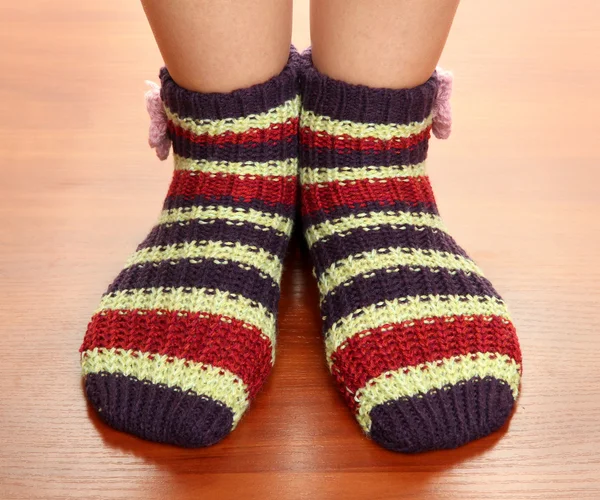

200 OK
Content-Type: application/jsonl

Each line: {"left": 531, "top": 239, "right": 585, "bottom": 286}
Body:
{"left": 1, "top": 1, "right": 600, "bottom": 499}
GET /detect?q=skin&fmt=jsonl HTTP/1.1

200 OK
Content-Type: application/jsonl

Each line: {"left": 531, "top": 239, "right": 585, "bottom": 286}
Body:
{"left": 310, "top": 0, "right": 460, "bottom": 88}
{"left": 140, "top": 0, "right": 459, "bottom": 90}
{"left": 140, "top": 0, "right": 293, "bottom": 93}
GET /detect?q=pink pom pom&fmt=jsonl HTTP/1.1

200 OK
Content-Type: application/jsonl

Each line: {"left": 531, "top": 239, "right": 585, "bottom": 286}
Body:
{"left": 145, "top": 81, "right": 171, "bottom": 161}
{"left": 432, "top": 67, "right": 453, "bottom": 140}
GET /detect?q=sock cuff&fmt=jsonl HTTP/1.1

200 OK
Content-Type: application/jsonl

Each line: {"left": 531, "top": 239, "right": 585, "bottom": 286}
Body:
{"left": 159, "top": 46, "right": 301, "bottom": 121}
{"left": 299, "top": 48, "right": 439, "bottom": 126}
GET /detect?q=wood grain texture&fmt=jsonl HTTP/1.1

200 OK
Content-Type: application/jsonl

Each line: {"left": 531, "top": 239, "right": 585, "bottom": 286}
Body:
{"left": 1, "top": 1, "right": 600, "bottom": 499}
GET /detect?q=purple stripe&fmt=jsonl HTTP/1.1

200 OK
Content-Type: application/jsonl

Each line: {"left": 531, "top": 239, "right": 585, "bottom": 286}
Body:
{"left": 159, "top": 48, "right": 300, "bottom": 121}
{"left": 321, "top": 269, "right": 500, "bottom": 332}
{"left": 310, "top": 224, "right": 467, "bottom": 276}
{"left": 85, "top": 373, "right": 234, "bottom": 448}
{"left": 299, "top": 50, "right": 437, "bottom": 125}
{"left": 301, "top": 201, "right": 438, "bottom": 230}
{"left": 163, "top": 194, "right": 297, "bottom": 219}
{"left": 138, "top": 218, "right": 289, "bottom": 258}
{"left": 369, "top": 377, "right": 515, "bottom": 453}
{"left": 106, "top": 259, "right": 280, "bottom": 314}
{"left": 299, "top": 139, "right": 429, "bottom": 169}
{"left": 171, "top": 134, "right": 298, "bottom": 164}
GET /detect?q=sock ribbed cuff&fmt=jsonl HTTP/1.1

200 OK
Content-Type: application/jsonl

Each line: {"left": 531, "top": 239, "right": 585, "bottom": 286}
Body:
{"left": 160, "top": 46, "right": 301, "bottom": 121}
{"left": 299, "top": 49, "right": 439, "bottom": 125}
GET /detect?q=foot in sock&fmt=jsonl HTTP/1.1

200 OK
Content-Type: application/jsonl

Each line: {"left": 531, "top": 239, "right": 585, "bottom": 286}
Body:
{"left": 299, "top": 53, "right": 522, "bottom": 453}
{"left": 79, "top": 50, "right": 300, "bottom": 447}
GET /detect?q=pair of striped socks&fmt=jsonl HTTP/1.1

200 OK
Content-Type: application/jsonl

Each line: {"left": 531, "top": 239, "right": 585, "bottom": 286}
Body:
{"left": 80, "top": 48, "right": 521, "bottom": 453}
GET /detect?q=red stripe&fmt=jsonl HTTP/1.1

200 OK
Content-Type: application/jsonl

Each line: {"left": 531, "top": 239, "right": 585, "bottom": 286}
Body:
{"left": 168, "top": 118, "right": 299, "bottom": 146}
{"left": 299, "top": 126, "right": 430, "bottom": 152}
{"left": 81, "top": 310, "right": 273, "bottom": 399}
{"left": 167, "top": 170, "right": 297, "bottom": 206}
{"left": 301, "top": 176, "right": 436, "bottom": 215}
{"left": 329, "top": 316, "right": 521, "bottom": 412}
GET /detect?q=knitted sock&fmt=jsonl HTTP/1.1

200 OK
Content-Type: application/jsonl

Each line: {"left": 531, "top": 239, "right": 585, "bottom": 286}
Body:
{"left": 299, "top": 53, "right": 522, "bottom": 453}
{"left": 80, "top": 50, "right": 300, "bottom": 447}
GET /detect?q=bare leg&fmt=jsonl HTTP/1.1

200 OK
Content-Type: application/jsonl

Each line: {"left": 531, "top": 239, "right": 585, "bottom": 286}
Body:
{"left": 141, "top": 0, "right": 293, "bottom": 92}
{"left": 310, "top": 0, "right": 459, "bottom": 88}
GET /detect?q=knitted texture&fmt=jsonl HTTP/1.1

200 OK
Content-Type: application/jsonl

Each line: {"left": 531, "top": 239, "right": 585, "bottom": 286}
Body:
{"left": 299, "top": 53, "right": 522, "bottom": 453}
{"left": 80, "top": 49, "right": 300, "bottom": 447}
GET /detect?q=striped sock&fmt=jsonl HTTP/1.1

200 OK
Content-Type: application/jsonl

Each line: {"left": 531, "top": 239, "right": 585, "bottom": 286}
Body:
{"left": 80, "top": 50, "right": 300, "bottom": 447}
{"left": 299, "top": 53, "right": 522, "bottom": 452}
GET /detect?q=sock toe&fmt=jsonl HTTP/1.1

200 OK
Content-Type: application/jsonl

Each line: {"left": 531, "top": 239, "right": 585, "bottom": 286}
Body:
{"left": 85, "top": 372, "right": 234, "bottom": 447}
{"left": 369, "top": 377, "right": 515, "bottom": 453}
